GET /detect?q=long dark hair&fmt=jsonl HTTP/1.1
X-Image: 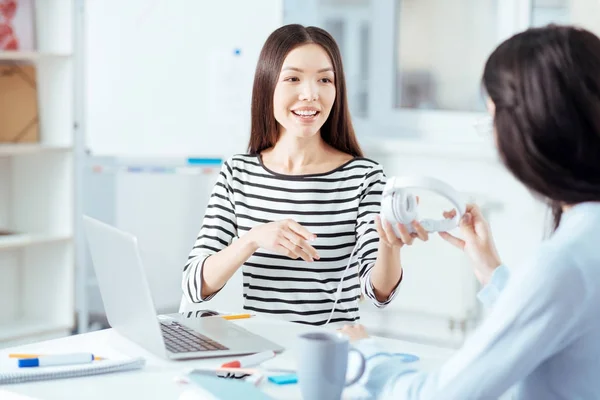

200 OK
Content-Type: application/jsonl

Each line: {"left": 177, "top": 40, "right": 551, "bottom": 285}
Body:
{"left": 482, "top": 25, "right": 600, "bottom": 231}
{"left": 247, "top": 24, "right": 363, "bottom": 157}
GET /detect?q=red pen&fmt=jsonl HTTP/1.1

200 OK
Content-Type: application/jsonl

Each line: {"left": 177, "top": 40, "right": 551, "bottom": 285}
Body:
{"left": 220, "top": 351, "right": 275, "bottom": 368}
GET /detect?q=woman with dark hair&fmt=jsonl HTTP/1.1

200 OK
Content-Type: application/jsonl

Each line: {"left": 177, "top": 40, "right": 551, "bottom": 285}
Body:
{"left": 182, "top": 24, "right": 428, "bottom": 326}
{"left": 341, "top": 25, "right": 600, "bottom": 398}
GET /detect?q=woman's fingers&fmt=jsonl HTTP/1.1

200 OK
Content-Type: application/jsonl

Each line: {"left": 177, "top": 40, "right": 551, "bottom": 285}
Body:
{"left": 443, "top": 209, "right": 457, "bottom": 219}
{"left": 277, "top": 240, "right": 314, "bottom": 262}
{"left": 338, "top": 324, "right": 369, "bottom": 341}
{"left": 376, "top": 216, "right": 428, "bottom": 246}
{"left": 383, "top": 219, "right": 402, "bottom": 245}
{"left": 411, "top": 221, "right": 429, "bottom": 241}
{"left": 438, "top": 231, "right": 465, "bottom": 249}
{"left": 392, "top": 221, "right": 414, "bottom": 245}
{"left": 377, "top": 215, "right": 405, "bottom": 247}
{"left": 285, "top": 219, "right": 316, "bottom": 241}
{"left": 283, "top": 230, "right": 320, "bottom": 260}
{"left": 276, "top": 243, "right": 300, "bottom": 260}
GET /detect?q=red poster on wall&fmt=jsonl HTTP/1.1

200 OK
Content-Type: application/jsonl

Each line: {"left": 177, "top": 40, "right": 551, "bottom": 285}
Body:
{"left": 0, "top": 0, "right": 35, "bottom": 51}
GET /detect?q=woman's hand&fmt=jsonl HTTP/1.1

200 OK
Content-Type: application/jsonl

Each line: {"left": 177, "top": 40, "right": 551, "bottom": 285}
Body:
{"left": 246, "top": 219, "right": 320, "bottom": 262}
{"left": 338, "top": 324, "right": 370, "bottom": 342}
{"left": 438, "top": 204, "right": 502, "bottom": 286}
{"left": 375, "top": 215, "right": 429, "bottom": 249}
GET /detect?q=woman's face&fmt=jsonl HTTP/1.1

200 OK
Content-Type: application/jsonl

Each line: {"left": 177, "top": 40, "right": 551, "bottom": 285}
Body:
{"left": 272, "top": 44, "right": 336, "bottom": 139}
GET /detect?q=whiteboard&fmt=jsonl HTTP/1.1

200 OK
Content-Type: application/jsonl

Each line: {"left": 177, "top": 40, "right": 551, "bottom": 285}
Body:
{"left": 84, "top": 0, "right": 283, "bottom": 157}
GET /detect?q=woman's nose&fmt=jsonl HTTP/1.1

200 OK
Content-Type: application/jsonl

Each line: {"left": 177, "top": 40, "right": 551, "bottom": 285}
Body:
{"left": 299, "top": 82, "right": 319, "bottom": 101}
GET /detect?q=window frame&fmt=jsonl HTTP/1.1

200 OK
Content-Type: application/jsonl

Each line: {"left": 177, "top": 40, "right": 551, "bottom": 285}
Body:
{"left": 367, "top": 0, "right": 532, "bottom": 141}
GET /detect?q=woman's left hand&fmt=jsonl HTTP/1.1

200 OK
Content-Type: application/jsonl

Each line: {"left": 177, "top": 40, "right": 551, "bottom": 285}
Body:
{"left": 375, "top": 215, "right": 429, "bottom": 249}
{"left": 338, "top": 324, "right": 370, "bottom": 342}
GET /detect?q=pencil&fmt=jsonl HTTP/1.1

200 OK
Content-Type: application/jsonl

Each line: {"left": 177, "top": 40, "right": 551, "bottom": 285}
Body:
{"left": 221, "top": 313, "right": 253, "bottom": 320}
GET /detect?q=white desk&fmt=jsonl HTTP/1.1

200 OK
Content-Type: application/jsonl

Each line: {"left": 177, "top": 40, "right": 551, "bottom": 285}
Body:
{"left": 0, "top": 317, "right": 455, "bottom": 400}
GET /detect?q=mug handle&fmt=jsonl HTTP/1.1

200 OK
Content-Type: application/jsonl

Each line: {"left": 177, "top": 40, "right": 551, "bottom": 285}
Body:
{"left": 345, "top": 347, "right": 366, "bottom": 387}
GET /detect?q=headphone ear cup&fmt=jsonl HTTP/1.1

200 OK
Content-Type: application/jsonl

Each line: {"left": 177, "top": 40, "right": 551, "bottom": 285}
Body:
{"left": 395, "top": 191, "right": 418, "bottom": 224}
{"left": 405, "top": 193, "right": 418, "bottom": 214}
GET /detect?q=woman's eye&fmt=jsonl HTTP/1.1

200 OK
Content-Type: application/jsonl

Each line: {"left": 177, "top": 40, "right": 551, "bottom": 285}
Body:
{"left": 320, "top": 78, "right": 333, "bottom": 83}
{"left": 285, "top": 77, "right": 299, "bottom": 82}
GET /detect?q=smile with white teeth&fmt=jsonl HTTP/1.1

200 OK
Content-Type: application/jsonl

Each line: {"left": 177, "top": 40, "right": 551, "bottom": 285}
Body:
{"left": 292, "top": 109, "right": 319, "bottom": 118}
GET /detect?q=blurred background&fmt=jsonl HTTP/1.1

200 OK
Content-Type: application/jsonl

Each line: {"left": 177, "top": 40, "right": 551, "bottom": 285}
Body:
{"left": 0, "top": 0, "right": 598, "bottom": 350}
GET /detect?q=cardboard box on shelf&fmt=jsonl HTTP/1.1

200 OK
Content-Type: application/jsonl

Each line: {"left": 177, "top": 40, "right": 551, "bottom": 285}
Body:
{"left": 0, "top": 63, "right": 38, "bottom": 143}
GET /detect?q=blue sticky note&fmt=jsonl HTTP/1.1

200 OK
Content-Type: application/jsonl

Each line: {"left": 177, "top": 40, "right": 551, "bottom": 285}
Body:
{"left": 268, "top": 374, "right": 298, "bottom": 385}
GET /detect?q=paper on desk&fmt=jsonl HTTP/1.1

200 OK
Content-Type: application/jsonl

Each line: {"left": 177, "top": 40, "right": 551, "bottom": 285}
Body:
{"left": 179, "top": 388, "right": 219, "bottom": 400}
{"left": 185, "top": 374, "right": 271, "bottom": 400}
{"left": 0, "top": 389, "right": 40, "bottom": 399}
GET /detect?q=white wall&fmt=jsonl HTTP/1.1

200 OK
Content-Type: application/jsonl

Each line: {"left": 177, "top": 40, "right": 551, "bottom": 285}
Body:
{"left": 85, "top": 0, "right": 283, "bottom": 157}
{"left": 570, "top": 0, "right": 600, "bottom": 37}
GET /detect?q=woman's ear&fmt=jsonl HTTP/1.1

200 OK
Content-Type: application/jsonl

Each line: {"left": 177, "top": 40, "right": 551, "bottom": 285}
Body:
{"left": 486, "top": 98, "right": 496, "bottom": 116}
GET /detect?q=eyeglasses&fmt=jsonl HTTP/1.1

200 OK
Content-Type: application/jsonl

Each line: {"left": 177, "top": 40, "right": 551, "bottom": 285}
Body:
{"left": 473, "top": 115, "right": 494, "bottom": 136}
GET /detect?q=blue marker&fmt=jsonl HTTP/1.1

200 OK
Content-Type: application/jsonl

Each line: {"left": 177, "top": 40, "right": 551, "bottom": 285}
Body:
{"left": 18, "top": 353, "right": 98, "bottom": 368}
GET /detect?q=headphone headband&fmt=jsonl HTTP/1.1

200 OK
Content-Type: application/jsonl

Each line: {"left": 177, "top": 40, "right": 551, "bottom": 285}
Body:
{"left": 381, "top": 176, "right": 466, "bottom": 234}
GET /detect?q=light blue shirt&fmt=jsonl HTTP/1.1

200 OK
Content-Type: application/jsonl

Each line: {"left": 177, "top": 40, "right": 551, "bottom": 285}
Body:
{"left": 354, "top": 202, "right": 600, "bottom": 399}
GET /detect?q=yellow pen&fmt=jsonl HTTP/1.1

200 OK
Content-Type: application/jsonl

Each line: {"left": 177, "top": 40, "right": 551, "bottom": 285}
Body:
{"left": 221, "top": 313, "right": 253, "bottom": 321}
{"left": 9, "top": 353, "right": 105, "bottom": 360}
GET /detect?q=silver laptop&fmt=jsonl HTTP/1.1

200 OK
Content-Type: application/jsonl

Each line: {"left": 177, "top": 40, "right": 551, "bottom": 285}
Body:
{"left": 83, "top": 215, "right": 284, "bottom": 360}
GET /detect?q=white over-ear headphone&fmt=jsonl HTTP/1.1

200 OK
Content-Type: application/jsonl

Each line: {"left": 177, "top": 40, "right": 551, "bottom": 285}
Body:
{"left": 380, "top": 176, "right": 466, "bottom": 236}
{"left": 324, "top": 176, "right": 466, "bottom": 326}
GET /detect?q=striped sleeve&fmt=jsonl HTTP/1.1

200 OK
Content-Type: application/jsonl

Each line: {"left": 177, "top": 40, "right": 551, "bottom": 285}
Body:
{"left": 356, "top": 164, "right": 401, "bottom": 307}
{"left": 181, "top": 160, "right": 238, "bottom": 303}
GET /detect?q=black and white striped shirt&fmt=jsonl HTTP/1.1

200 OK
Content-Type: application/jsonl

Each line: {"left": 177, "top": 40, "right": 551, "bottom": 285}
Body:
{"left": 182, "top": 154, "right": 400, "bottom": 326}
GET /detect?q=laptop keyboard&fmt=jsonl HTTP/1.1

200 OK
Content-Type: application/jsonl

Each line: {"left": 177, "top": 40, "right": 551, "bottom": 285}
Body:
{"left": 160, "top": 321, "right": 229, "bottom": 353}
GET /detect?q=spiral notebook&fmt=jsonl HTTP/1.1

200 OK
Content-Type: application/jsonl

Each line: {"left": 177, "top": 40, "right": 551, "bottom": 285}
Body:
{"left": 0, "top": 357, "right": 146, "bottom": 385}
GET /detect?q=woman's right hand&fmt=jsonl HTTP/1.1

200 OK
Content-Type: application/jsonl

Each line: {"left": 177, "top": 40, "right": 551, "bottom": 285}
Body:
{"left": 246, "top": 219, "right": 320, "bottom": 262}
{"left": 438, "top": 204, "right": 502, "bottom": 286}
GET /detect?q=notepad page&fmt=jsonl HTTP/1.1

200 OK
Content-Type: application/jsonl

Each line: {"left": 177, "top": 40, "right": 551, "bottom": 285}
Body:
{"left": 0, "top": 357, "right": 146, "bottom": 385}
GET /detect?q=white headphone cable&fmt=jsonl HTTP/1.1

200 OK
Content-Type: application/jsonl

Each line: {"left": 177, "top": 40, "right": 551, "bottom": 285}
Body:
{"left": 324, "top": 233, "right": 362, "bottom": 326}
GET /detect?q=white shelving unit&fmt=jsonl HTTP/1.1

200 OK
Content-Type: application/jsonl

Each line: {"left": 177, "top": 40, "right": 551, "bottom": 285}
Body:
{"left": 0, "top": 0, "right": 75, "bottom": 346}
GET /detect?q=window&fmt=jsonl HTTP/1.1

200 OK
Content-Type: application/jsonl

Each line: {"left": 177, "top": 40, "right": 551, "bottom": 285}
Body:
{"left": 530, "top": 0, "right": 569, "bottom": 26}
{"left": 531, "top": 0, "right": 600, "bottom": 38}
{"left": 394, "top": 0, "right": 499, "bottom": 113}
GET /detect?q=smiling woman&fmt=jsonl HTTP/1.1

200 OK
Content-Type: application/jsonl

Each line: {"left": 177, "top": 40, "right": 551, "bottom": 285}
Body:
{"left": 181, "top": 24, "right": 429, "bottom": 326}
{"left": 248, "top": 25, "right": 360, "bottom": 160}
